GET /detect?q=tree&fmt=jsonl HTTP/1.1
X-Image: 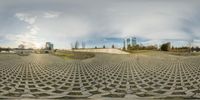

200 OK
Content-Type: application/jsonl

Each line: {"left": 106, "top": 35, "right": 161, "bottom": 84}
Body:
{"left": 70, "top": 43, "right": 75, "bottom": 50}
{"left": 54, "top": 49, "right": 58, "bottom": 53}
{"left": 188, "top": 39, "right": 193, "bottom": 54}
{"left": 82, "top": 42, "right": 86, "bottom": 49}
{"left": 95, "top": 46, "right": 97, "bottom": 49}
{"left": 5, "top": 48, "right": 10, "bottom": 52}
{"left": 75, "top": 41, "right": 79, "bottom": 49}
{"left": 127, "top": 44, "right": 131, "bottom": 50}
{"left": 172, "top": 46, "right": 174, "bottom": 50}
{"left": 112, "top": 44, "right": 115, "bottom": 48}
{"left": 134, "top": 44, "right": 140, "bottom": 50}
{"left": 18, "top": 44, "right": 25, "bottom": 49}
{"left": 123, "top": 39, "right": 126, "bottom": 50}
{"left": 103, "top": 45, "right": 105, "bottom": 48}
{"left": 160, "top": 42, "right": 171, "bottom": 51}
{"left": 191, "top": 47, "right": 194, "bottom": 52}
{"left": 122, "top": 46, "right": 126, "bottom": 51}
{"left": 196, "top": 46, "right": 200, "bottom": 52}
{"left": 145, "top": 45, "right": 157, "bottom": 50}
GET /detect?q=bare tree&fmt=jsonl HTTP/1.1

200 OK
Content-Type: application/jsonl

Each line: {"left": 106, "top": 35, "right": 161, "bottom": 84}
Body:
{"left": 70, "top": 43, "right": 74, "bottom": 50}
{"left": 188, "top": 39, "right": 194, "bottom": 54}
{"left": 82, "top": 41, "right": 86, "bottom": 49}
{"left": 103, "top": 45, "right": 105, "bottom": 48}
{"left": 75, "top": 41, "right": 79, "bottom": 49}
{"left": 112, "top": 44, "right": 115, "bottom": 48}
{"left": 123, "top": 39, "right": 126, "bottom": 50}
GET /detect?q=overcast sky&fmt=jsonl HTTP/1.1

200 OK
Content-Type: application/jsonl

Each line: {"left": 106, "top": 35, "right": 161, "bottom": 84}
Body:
{"left": 0, "top": 0, "right": 200, "bottom": 49}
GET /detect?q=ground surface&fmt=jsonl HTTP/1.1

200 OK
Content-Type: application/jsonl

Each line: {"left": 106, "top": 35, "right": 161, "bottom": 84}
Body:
{"left": 72, "top": 48, "right": 129, "bottom": 54}
{"left": 0, "top": 52, "right": 200, "bottom": 99}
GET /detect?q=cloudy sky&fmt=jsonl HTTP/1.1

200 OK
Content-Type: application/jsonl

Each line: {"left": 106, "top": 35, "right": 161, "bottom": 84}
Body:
{"left": 0, "top": 0, "right": 200, "bottom": 49}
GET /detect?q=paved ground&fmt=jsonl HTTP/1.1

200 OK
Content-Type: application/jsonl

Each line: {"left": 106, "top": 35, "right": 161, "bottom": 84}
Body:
{"left": 0, "top": 52, "right": 200, "bottom": 99}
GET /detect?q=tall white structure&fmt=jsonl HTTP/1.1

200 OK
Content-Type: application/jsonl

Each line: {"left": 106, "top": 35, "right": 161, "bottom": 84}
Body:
{"left": 123, "top": 37, "right": 137, "bottom": 50}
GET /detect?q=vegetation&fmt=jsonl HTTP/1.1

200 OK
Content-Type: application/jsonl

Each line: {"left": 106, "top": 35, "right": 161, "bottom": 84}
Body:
{"left": 74, "top": 41, "right": 79, "bottom": 49}
{"left": 112, "top": 44, "right": 115, "bottom": 48}
{"left": 103, "top": 45, "right": 106, "bottom": 48}
{"left": 191, "top": 47, "right": 200, "bottom": 52}
{"left": 54, "top": 50, "right": 95, "bottom": 60}
{"left": 71, "top": 41, "right": 86, "bottom": 49}
{"left": 123, "top": 41, "right": 200, "bottom": 57}
{"left": 168, "top": 51, "right": 200, "bottom": 56}
{"left": 0, "top": 47, "right": 11, "bottom": 52}
{"left": 160, "top": 42, "right": 171, "bottom": 51}
{"left": 168, "top": 45, "right": 200, "bottom": 56}
{"left": 124, "top": 44, "right": 158, "bottom": 53}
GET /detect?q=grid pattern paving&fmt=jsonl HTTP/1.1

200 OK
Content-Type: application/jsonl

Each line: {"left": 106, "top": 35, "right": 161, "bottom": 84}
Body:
{"left": 0, "top": 53, "right": 200, "bottom": 99}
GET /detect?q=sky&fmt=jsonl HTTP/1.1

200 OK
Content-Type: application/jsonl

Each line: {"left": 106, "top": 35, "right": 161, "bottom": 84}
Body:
{"left": 0, "top": 0, "right": 200, "bottom": 49}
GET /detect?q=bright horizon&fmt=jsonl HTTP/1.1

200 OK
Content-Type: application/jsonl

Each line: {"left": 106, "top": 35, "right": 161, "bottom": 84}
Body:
{"left": 0, "top": 0, "right": 200, "bottom": 49}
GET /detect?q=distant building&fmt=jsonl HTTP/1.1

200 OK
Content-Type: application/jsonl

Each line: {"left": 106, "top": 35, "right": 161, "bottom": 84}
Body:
{"left": 44, "top": 42, "right": 54, "bottom": 53}
{"left": 45, "top": 42, "right": 54, "bottom": 50}
{"left": 123, "top": 36, "right": 137, "bottom": 50}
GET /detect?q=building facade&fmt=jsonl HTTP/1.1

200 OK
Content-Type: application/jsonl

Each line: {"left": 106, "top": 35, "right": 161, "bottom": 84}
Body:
{"left": 45, "top": 42, "right": 54, "bottom": 50}
{"left": 123, "top": 37, "right": 137, "bottom": 50}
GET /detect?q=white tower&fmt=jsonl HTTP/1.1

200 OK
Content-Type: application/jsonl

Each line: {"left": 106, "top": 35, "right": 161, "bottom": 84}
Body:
{"left": 124, "top": 36, "right": 137, "bottom": 50}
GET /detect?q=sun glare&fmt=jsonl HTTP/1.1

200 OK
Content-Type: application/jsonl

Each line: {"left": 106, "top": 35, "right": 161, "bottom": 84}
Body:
{"left": 34, "top": 42, "right": 42, "bottom": 49}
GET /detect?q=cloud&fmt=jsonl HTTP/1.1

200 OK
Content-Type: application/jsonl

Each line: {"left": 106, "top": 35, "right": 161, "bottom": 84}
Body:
{"left": 27, "top": 25, "right": 40, "bottom": 35}
{"left": 15, "top": 13, "right": 37, "bottom": 24}
{"left": 1, "top": 0, "right": 200, "bottom": 48}
{"left": 193, "top": 39, "right": 200, "bottom": 47}
{"left": 13, "top": 12, "right": 44, "bottom": 48}
{"left": 38, "top": 15, "right": 91, "bottom": 38}
{"left": 43, "top": 12, "right": 60, "bottom": 18}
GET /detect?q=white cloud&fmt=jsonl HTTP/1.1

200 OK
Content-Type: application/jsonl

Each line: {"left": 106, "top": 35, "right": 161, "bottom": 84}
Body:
{"left": 37, "top": 15, "right": 91, "bottom": 39}
{"left": 27, "top": 25, "right": 40, "bottom": 35}
{"left": 193, "top": 39, "right": 200, "bottom": 47}
{"left": 1, "top": 0, "right": 200, "bottom": 48}
{"left": 43, "top": 12, "right": 60, "bottom": 18}
{"left": 13, "top": 13, "right": 44, "bottom": 48}
{"left": 15, "top": 13, "right": 37, "bottom": 24}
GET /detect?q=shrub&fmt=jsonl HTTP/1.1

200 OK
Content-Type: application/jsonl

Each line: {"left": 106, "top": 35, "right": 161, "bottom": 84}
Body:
{"left": 160, "top": 42, "right": 171, "bottom": 51}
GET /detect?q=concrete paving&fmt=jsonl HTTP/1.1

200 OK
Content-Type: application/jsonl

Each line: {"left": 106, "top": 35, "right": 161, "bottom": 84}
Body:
{"left": 0, "top": 53, "right": 200, "bottom": 99}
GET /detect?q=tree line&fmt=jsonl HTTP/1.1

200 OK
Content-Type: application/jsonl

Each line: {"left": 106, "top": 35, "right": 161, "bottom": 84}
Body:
{"left": 124, "top": 42, "right": 199, "bottom": 52}
{"left": 0, "top": 47, "right": 11, "bottom": 52}
{"left": 123, "top": 44, "right": 158, "bottom": 51}
{"left": 191, "top": 47, "right": 200, "bottom": 52}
